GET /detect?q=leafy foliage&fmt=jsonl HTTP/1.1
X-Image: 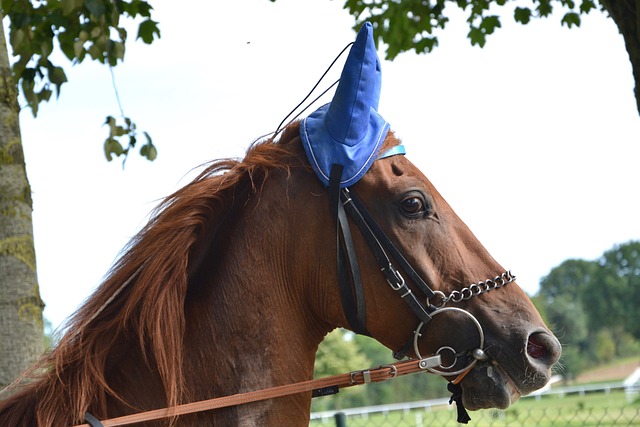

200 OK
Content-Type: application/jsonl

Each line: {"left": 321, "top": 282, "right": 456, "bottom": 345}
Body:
{"left": 313, "top": 330, "right": 450, "bottom": 411}
{"left": 2, "top": 0, "right": 160, "bottom": 162}
{"left": 104, "top": 116, "right": 156, "bottom": 163}
{"left": 314, "top": 330, "right": 370, "bottom": 378}
{"left": 332, "top": 0, "right": 606, "bottom": 60}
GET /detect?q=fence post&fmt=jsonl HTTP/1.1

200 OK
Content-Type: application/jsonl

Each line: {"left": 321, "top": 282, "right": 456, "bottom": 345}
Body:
{"left": 334, "top": 412, "right": 347, "bottom": 427}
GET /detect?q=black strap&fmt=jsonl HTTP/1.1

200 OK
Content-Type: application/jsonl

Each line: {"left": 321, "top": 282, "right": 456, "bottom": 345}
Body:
{"left": 346, "top": 189, "right": 436, "bottom": 300}
{"left": 329, "top": 165, "right": 370, "bottom": 335}
{"left": 448, "top": 382, "right": 472, "bottom": 424}
{"left": 392, "top": 338, "right": 414, "bottom": 360}
{"left": 327, "top": 165, "right": 436, "bottom": 334}
{"left": 340, "top": 189, "right": 435, "bottom": 324}
{"left": 84, "top": 412, "right": 105, "bottom": 427}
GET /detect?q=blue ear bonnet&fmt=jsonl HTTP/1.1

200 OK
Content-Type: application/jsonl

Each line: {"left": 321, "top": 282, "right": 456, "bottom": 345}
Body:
{"left": 300, "top": 22, "right": 393, "bottom": 188}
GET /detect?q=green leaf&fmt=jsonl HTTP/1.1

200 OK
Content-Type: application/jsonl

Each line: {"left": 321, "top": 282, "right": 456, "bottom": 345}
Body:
{"left": 107, "top": 40, "right": 125, "bottom": 66}
{"left": 104, "top": 137, "right": 124, "bottom": 161}
{"left": 90, "top": 26, "right": 102, "bottom": 39}
{"left": 137, "top": 19, "right": 160, "bottom": 44}
{"left": 468, "top": 26, "right": 486, "bottom": 47}
{"left": 480, "top": 15, "right": 501, "bottom": 35}
{"left": 50, "top": 66, "right": 67, "bottom": 85}
{"left": 84, "top": 0, "right": 105, "bottom": 18}
{"left": 580, "top": 0, "right": 596, "bottom": 13}
{"left": 123, "top": 0, "right": 153, "bottom": 17}
{"left": 104, "top": 115, "right": 129, "bottom": 137}
{"left": 38, "top": 87, "right": 53, "bottom": 102}
{"left": 21, "top": 77, "right": 38, "bottom": 116}
{"left": 87, "top": 43, "right": 103, "bottom": 61}
{"left": 48, "top": 66, "right": 68, "bottom": 97}
{"left": 561, "top": 12, "right": 581, "bottom": 28}
{"left": 61, "top": 0, "right": 84, "bottom": 15}
{"left": 58, "top": 29, "right": 76, "bottom": 60}
{"left": 73, "top": 39, "right": 85, "bottom": 58}
{"left": 117, "top": 27, "right": 127, "bottom": 42}
{"left": 21, "top": 67, "right": 36, "bottom": 83}
{"left": 10, "top": 28, "right": 27, "bottom": 52}
{"left": 537, "top": 0, "right": 553, "bottom": 17}
{"left": 140, "top": 132, "right": 157, "bottom": 161}
{"left": 414, "top": 36, "right": 439, "bottom": 54}
{"left": 514, "top": 7, "right": 532, "bottom": 24}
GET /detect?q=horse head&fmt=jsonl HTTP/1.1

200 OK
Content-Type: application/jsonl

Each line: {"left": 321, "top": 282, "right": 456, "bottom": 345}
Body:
{"left": 297, "top": 22, "right": 561, "bottom": 413}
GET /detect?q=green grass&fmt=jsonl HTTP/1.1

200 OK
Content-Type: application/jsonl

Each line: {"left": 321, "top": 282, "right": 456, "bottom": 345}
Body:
{"left": 310, "top": 390, "right": 640, "bottom": 426}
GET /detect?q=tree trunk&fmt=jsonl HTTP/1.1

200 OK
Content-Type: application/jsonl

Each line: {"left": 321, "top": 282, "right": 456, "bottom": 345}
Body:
{"left": 601, "top": 0, "right": 640, "bottom": 114}
{"left": 0, "top": 17, "right": 45, "bottom": 394}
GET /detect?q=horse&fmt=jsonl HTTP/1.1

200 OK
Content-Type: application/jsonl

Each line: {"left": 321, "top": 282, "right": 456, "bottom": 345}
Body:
{"left": 0, "top": 123, "right": 560, "bottom": 426}
{"left": 1, "top": 21, "right": 561, "bottom": 426}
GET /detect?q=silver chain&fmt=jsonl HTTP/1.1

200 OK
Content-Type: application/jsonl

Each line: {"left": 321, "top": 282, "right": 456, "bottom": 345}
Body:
{"left": 430, "top": 270, "right": 516, "bottom": 307}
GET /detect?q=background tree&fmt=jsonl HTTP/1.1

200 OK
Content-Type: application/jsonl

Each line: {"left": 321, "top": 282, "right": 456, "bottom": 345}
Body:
{"left": 0, "top": 24, "right": 43, "bottom": 393}
{"left": 583, "top": 241, "right": 640, "bottom": 340}
{"left": 0, "top": 0, "right": 159, "bottom": 391}
{"left": 313, "top": 331, "right": 449, "bottom": 411}
{"left": 337, "top": 0, "right": 640, "bottom": 115}
{"left": 539, "top": 259, "right": 598, "bottom": 303}
{"left": 536, "top": 241, "right": 640, "bottom": 379}
{"left": 543, "top": 294, "right": 590, "bottom": 379}
{"left": 312, "top": 329, "right": 370, "bottom": 411}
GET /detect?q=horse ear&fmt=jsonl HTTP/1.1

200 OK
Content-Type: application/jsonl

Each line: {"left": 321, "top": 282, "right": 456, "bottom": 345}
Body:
{"left": 325, "top": 22, "right": 382, "bottom": 146}
{"left": 300, "top": 22, "right": 390, "bottom": 188}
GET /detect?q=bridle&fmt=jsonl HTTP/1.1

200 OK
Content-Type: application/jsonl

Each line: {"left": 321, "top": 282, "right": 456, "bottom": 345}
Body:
{"left": 327, "top": 148, "right": 516, "bottom": 422}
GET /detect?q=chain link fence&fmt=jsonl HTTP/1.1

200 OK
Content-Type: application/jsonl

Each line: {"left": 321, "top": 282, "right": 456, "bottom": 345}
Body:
{"left": 310, "top": 389, "right": 640, "bottom": 426}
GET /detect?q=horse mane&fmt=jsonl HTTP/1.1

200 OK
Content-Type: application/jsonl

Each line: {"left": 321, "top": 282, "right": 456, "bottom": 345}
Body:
{"left": 0, "top": 124, "right": 303, "bottom": 426}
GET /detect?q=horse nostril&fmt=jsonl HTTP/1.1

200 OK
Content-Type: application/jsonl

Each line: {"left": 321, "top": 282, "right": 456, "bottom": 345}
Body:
{"left": 527, "top": 331, "right": 561, "bottom": 365}
{"left": 527, "top": 334, "right": 548, "bottom": 359}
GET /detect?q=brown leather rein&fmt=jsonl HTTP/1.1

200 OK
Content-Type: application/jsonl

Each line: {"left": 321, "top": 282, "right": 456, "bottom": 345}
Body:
{"left": 73, "top": 356, "right": 442, "bottom": 427}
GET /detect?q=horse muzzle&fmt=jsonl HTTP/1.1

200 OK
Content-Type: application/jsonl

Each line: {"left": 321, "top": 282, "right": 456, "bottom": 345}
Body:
{"left": 460, "top": 328, "right": 561, "bottom": 410}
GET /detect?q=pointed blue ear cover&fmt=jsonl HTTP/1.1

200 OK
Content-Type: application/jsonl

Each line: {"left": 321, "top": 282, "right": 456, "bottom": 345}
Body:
{"left": 300, "top": 22, "right": 390, "bottom": 188}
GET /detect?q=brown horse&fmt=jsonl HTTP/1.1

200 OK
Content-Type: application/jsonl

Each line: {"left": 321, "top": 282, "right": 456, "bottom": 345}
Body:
{"left": 0, "top": 124, "right": 561, "bottom": 426}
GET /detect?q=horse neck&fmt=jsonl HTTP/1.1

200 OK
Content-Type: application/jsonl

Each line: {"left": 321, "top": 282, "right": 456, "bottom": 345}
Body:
{"left": 177, "top": 181, "right": 333, "bottom": 425}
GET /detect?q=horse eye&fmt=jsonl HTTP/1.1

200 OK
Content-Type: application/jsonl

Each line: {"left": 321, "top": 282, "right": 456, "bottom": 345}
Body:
{"left": 400, "top": 196, "right": 426, "bottom": 215}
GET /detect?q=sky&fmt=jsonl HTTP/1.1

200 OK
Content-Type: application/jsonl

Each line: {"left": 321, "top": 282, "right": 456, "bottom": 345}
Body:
{"left": 6, "top": 0, "right": 640, "bottom": 331}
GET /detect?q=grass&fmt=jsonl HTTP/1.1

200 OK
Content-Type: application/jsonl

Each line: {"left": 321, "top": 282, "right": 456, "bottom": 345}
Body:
{"left": 310, "top": 390, "right": 640, "bottom": 426}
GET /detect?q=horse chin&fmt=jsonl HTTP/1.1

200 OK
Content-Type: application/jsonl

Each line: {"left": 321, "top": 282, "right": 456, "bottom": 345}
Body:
{"left": 459, "top": 364, "right": 522, "bottom": 411}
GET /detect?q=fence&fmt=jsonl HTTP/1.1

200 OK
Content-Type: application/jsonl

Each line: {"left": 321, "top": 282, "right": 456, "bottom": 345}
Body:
{"left": 310, "top": 381, "right": 640, "bottom": 426}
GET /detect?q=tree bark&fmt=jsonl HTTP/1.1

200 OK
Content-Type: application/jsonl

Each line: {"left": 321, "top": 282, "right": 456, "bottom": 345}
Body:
{"left": 601, "top": 0, "right": 640, "bottom": 114}
{"left": 0, "top": 16, "right": 45, "bottom": 394}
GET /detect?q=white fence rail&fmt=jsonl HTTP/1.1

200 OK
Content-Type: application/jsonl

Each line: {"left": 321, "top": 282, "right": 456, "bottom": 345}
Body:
{"left": 310, "top": 370, "right": 640, "bottom": 422}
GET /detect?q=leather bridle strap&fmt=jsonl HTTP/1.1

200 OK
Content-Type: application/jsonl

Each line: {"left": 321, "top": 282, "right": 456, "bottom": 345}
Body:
{"left": 344, "top": 188, "right": 436, "bottom": 301}
{"left": 70, "top": 358, "right": 439, "bottom": 427}
{"left": 328, "top": 162, "right": 437, "bottom": 335}
{"left": 329, "top": 164, "right": 370, "bottom": 335}
{"left": 339, "top": 187, "right": 436, "bottom": 325}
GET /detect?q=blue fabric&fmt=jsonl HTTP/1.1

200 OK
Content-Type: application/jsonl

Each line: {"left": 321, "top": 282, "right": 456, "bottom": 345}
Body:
{"left": 300, "top": 22, "right": 390, "bottom": 188}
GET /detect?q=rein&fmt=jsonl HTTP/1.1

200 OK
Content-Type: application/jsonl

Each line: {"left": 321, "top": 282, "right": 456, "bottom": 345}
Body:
{"left": 74, "top": 357, "right": 442, "bottom": 427}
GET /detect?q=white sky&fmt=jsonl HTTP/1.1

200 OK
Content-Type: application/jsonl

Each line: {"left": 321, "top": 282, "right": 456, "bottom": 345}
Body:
{"left": 7, "top": 0, "right": 640, "bottom": 330}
